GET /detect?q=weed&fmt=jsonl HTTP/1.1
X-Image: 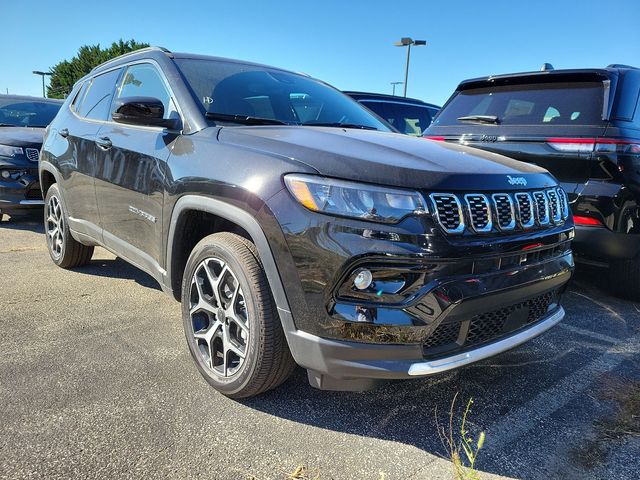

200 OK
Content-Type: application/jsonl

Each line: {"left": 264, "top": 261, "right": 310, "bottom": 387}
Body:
{"left": 436, "top": 393, "right": 486, "bottom": 480}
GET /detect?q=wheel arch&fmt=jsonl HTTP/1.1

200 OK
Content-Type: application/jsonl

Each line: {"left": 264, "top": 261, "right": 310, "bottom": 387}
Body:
{"left": 39, "top": 162, "right": 61, "bottom": 198}
{"left": 166, "top": 195, "right": 294, "bottom": 330}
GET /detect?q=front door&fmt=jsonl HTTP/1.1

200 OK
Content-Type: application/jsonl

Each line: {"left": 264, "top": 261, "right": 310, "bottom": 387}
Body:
{"left": 94, "top": 63, "right": 179, "bottom": 275}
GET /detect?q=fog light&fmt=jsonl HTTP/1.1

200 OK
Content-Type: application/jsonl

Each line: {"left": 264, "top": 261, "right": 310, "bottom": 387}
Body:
{"left": 1, "top": 170, "right": 9, "bottom": 179}
{"left": 353, "top": 269, "right": 373, "bottom": 290}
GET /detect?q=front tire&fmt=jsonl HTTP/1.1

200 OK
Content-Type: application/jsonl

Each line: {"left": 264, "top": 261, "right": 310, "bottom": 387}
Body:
{"left": 44, "top": 184, "right": 94, "bottom": 268}
{"left": 181, "top": 232, "right": 295, "bottom": 398}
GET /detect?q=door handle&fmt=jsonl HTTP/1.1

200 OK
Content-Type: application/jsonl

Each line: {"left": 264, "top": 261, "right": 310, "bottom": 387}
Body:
{"left": 96, "top": 136, "right": 112, "bottom": 150}
{"left": 59, "top": 128, "right": 69, "bottom": 138}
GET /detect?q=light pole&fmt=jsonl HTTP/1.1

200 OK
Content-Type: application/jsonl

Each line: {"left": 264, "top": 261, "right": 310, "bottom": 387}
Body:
{"left": 390, "top": 81, "right": 403, "bottom": 96}
{"left": 394, "top": 37, "right": 426, "bottom": 97}
{"left": 32, "top": 71, "right": 52, "bottom": 98}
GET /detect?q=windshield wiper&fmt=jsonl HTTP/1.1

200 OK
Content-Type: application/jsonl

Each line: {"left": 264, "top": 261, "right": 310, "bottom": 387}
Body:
{"left": 205, "top": 112, "right": 287, "bottom": 126}
{"left": 302, "top": 122, "right": 378, "bottom": 130}
{"left": 0, "top": 123, "right": 17, "bottom": 127}
{"left": 456, "top": 115, "right": 500, "bottom": 125}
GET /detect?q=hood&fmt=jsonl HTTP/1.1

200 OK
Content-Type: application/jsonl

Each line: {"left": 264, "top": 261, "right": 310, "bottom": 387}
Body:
{"left": 217, "top": 126, "right": 556, "bottom": 191}
{"left": 0, "top": 127, "right": 45, "bottom": 148}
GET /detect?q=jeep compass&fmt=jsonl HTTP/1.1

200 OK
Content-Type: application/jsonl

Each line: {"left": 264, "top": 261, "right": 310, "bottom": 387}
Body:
{"left": 40, "top": 47, "right": 574, "bottom": 398}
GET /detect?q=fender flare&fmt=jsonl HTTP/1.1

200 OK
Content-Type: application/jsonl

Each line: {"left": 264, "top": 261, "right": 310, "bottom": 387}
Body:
{"left": 166, "top": 195, "right": 296, "bottom": 332}
{"left": 38, "top": 161, "right": 62, "bottom": 193}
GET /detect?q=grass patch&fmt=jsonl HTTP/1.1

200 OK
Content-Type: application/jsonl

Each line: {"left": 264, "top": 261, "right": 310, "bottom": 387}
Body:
{"left": 571, "top": 375, "right": 640, "bottom": 469}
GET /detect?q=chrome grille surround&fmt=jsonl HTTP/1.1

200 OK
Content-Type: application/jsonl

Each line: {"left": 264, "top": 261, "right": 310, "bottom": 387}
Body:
{"left": 546, "top": 189, "right": 562, "bottom": 224}
{"left": 514, "top": 192, "right": 535, "bottom": 229}
{"left": 25, "top": 148, "right": 39, "bottom": 162}
{"left": 492, "top": 193, "right": 516, "bottom": 231}
{"left": 429, "top": 193, "right": 465, "bottom": 234}
{"left": 464, "top": 194, "right": 492, "bottom": 233}
{"left": 556, "top": 187, "right": 570, "bottom": 220}
{"left": 533, "top": 191, "right": 550, "bottom": 226}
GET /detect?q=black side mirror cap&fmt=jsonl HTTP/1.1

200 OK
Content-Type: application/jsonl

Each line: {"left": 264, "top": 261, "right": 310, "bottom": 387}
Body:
{"left": 112, "top": 96, "right": 181, "bottom": 130}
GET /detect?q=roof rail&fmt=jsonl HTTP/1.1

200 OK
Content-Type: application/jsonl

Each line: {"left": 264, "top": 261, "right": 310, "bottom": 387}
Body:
{"left": 90, "top": 46, "right": 172, "bottom": 73}
{"left": 607, "top": 64, "right": 638, "bottom": 70}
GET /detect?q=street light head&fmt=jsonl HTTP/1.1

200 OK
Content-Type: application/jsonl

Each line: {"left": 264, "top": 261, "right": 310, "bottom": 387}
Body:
{"left": 414, "top": 40, "right": 427, "bottom": 46}
{"left": 394, "top": 37, "right": 414, "bottom": 46}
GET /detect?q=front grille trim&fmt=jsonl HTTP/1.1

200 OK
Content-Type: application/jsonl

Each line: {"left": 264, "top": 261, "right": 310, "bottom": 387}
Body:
{"left": 25, "top": 148, "right": 39, "bottom": 162}
{"left": 464, "top": 193, "right": 493, "bottom": 233}
{"left": 533, "top": 191, "right": 550, "bottom": 225}
{"left": 492, "top": 193, "right": 516, "bottom": 231}
{"left": 546, "top": 189, "right": 562, "bottom": 224}
{"left": 430, "top": 193, "right": 465, "bottom": 234}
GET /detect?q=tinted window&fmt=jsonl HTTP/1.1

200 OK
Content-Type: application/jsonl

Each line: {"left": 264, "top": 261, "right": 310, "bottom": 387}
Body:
{"left": 71, "top": 81, "right": 89, "bottom": 113}
{"left": 175, "top": 58, "right": 389, "bottom": 130}
{"left": 78, "top": 69, "right": 121, "bottom": 120}
{"left": 0, "top": 98, "right": 61, "bottom": 127}
{"left": 434, "top": 82, "right": 606, "bottom": 127}
{"left": 114, "top": 64, "right": 172, "bottom": 119}
{"left": 362, "top": 100, "right": 433, "bottom": 136}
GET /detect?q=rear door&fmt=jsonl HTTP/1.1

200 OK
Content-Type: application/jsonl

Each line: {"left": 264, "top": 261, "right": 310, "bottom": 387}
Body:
{"left": 94, "top": 62, "right": 179, "bottom": 272}
{"left": 55, "top": 68, "right": 122, "bottom": 237}
{"left": 426, "top": 77, "right": 611, "bottom": 186}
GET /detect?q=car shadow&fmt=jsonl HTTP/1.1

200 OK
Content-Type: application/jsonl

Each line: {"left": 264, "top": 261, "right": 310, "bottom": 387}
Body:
{"left": 0, "top": 213, "right": 44, "bottom": 234}
{"left": 75, "top": 257, "right": 162, "bottom": 291}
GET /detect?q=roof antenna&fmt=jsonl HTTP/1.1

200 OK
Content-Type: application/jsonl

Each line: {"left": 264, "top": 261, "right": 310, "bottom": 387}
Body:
{"left": 540, "top": 63, "right": 554, "bottom": 71}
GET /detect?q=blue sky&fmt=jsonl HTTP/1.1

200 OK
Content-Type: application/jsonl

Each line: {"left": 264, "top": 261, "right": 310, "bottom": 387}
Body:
{"left": 2, "top": 0, "right": 639, "bottom": 105}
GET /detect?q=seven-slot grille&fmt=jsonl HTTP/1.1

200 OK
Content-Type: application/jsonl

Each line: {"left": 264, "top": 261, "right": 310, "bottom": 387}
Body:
{"left": 25, "top": 148, "right": 39, "bottom": 162}
{"left": 430, "top": 188, "right": 569, "bottom": 235}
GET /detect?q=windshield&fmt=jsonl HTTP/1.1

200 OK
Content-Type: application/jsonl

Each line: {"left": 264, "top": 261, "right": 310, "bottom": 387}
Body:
{"left": 0, "top": 99, "right": 61, "bottom": 127}
{"left": 361, "top": 100, "right": 436, "bottom": 136}
{"left": 175, "top": 58, "right": 390, "bottom": 130}
{"left": 433, "top": 81, "right": 606, "bottom": 127}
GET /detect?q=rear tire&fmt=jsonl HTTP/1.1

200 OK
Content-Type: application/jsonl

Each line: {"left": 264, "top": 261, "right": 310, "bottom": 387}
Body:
{"left": 44, "top": 184, "right": 94, "bottom": 268}
{"left": 181, "top": 232, "right": 295, "bottom": 399}
{"left": 610, "top": 257, "right": 640, "bottom": 300}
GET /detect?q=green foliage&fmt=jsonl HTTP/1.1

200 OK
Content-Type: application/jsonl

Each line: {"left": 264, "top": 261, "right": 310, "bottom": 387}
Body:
{"left": 437, "top": 393, "right": 486, "bottom": 480}
{"left": 47, "top": 39, "right": 149, "bottom": 99}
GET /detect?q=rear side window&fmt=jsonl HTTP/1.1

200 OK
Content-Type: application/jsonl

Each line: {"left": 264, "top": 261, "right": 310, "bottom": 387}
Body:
{"left": 362, "top": 101, "right": 433, "bottom": 136}
{"left": 71, "top": 81, "right": 90, "bottom": 113}
{"left": 77, "top": 69, "right": 121, "bottom": 120}
{"left": 434, "top": 81, "right": 606, "bottom": 127}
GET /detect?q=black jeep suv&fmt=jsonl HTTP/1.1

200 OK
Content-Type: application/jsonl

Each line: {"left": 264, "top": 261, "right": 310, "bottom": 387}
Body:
{"left": 425, "top": 65, "right": 640, "bottom": 298}
{"left": 0, "top": 95, "right": 62, "bottom": 218}
{"left": 345, "top": 91, "right": 440, "bottom": 136}
{"left": 40, "top": 47, "right": 574, "bottom": 398}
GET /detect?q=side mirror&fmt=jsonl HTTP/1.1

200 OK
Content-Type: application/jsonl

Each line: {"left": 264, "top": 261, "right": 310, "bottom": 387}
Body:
{"left": 112, "top": 96, "right": 180, "bottom": 130}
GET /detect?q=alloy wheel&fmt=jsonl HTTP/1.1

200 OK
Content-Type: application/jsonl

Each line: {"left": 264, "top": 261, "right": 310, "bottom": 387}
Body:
{"left": 189, "top": 257, "right": 249, "bottom": 377}
{"left": 46, "top": 195, "right": 64, "bottom": 258}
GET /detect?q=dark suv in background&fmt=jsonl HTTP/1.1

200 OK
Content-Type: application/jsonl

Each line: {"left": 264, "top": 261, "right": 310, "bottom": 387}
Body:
{"left": 345, "top": 91, "right": 439, "bottom": 136}
{"left": 40, "top": 47, "right": 573, "bottom": 398}
{"left": 426, "top": 65, "right": 640, "bottom": 298}
{"left": 0, "top": 95, "right": 62, "bottom": 219}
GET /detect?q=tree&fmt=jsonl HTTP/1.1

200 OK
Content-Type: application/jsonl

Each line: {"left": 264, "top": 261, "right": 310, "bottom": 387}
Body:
{"left": 47, "top": 39, "right": 149, "bottom": 99}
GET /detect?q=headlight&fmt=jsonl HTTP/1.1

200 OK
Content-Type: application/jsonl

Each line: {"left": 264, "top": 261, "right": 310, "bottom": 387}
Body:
{"left": 284, "top": 174, "right": 427, "bottom": 223}
{"left": 0, "top": 145, "right": 24, "bottom": 158}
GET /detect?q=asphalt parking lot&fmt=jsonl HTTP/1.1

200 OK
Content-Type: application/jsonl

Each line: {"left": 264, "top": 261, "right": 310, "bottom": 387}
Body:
{"left": 1, "top": 214, "right": 639, "bottom": 480}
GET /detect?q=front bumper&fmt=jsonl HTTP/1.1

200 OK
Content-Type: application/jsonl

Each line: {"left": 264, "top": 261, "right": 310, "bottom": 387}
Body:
{"left": 292, "top": 306, "right": 565, "bottom": 390}
{"left": 0, "top": 164, "right": 42, "bottom": 212}
{"left": 285, "top": 251, "right": 573, "bottom": 388}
